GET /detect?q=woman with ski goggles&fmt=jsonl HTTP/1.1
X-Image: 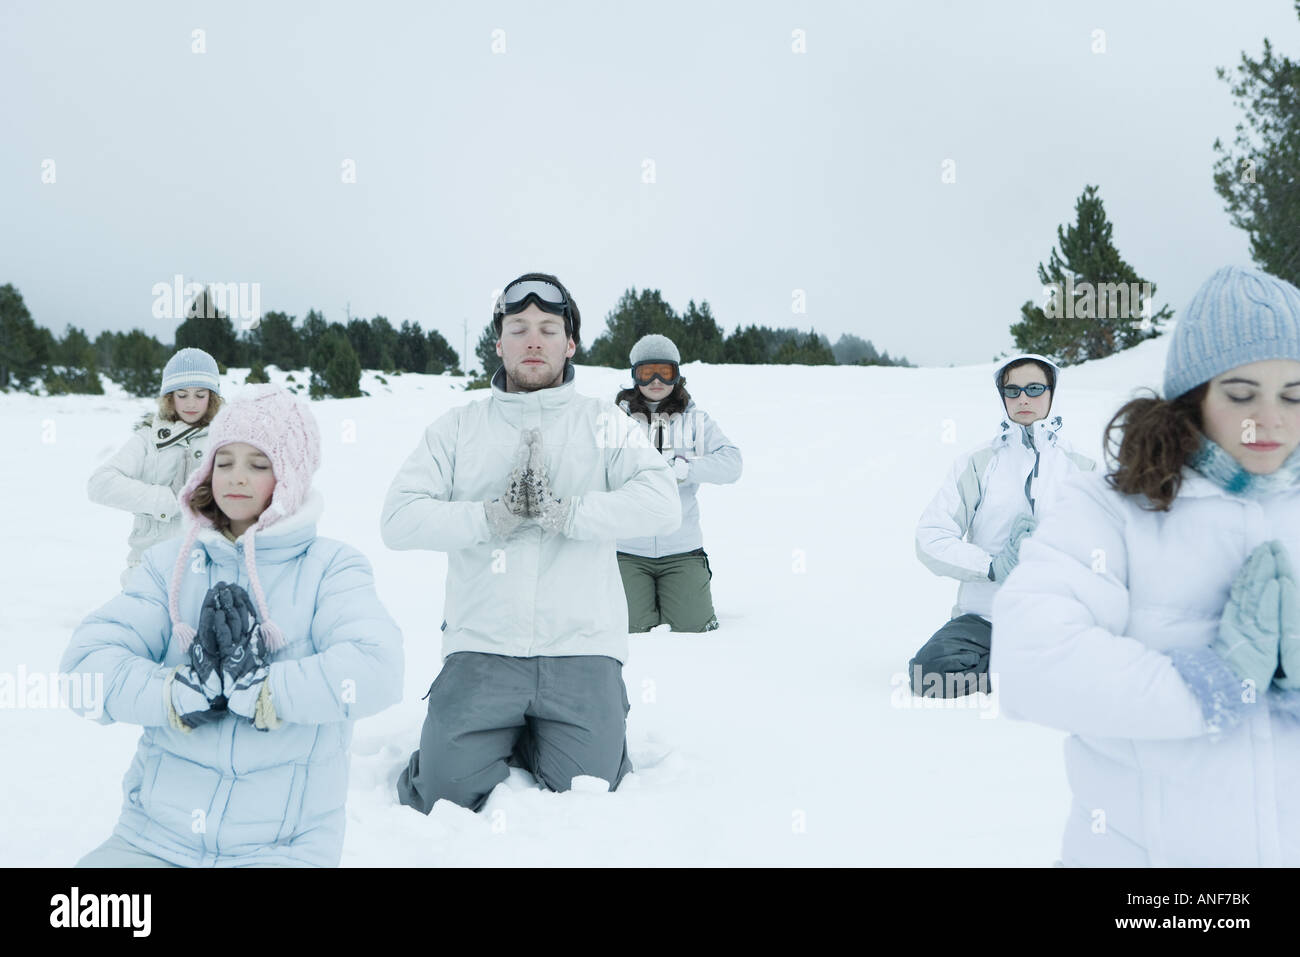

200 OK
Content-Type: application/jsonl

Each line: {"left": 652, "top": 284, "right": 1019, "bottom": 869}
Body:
{"left": 613, "top": 334, "right": 742, "bottom": 635}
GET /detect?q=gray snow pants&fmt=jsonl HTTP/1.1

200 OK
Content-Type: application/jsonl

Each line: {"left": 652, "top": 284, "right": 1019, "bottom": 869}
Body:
{"left": 908, "top": 613, "right": 993, "bottom": 697}
{"left": 396, "top": 651, "right": 634, "bottom": 814}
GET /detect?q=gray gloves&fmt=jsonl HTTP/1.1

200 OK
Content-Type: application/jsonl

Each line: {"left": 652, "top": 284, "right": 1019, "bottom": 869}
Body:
{"left": 484, "top": 429, "right": 575, "bottom": 540}
{"left": 989, "top": 514, "right": 1038, "bottom": 582}
{"left": 1277, "top": 547, "right": 1300, "bottom": 692}
{"left": 1213, "top": 541, "right": 1290, "bottom": 694}
{"left": 485, "top": 436, "right": 534, "bottom": 539}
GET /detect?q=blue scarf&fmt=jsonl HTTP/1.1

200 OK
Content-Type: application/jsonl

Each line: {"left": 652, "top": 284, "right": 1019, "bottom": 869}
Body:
{"left": 1188, "top": 435, "right": 1300, "bottom": 498}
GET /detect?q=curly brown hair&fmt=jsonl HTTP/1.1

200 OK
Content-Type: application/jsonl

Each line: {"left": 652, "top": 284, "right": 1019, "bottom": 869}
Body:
{"left": 615, "top": 380, "right": 692, "bottom": 416}
{"left": 156, "top": 390, "right": 224, "bottom": 427}
{"left": 1102, "top": 384, "right": 1208, "bottom": 511}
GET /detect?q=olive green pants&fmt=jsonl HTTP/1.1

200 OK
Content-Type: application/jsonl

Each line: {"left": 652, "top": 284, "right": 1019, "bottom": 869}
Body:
{"left": 617, "top": 548, "right": 720, "bottom": 633}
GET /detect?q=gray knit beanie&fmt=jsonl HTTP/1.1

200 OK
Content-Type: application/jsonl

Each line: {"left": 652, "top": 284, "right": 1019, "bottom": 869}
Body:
{"left": 1163, "top": 266, "right": 1300, "bottom": 399}
{"left": 160, "top": 347, "right": 221, "bottom": 396}
{"left": 629, "top": 334, "right": 680, "bottom": 366}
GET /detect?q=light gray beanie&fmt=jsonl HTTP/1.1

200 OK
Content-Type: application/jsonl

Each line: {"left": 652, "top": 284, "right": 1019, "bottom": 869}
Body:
{"left": 1163, "top": 265, "right": 1300, "bottom": 399}
{"left": 630, "top": 334, "right": 680, "bottom": 366}
{"left": 160, "top": 347, "right": 221, "bottom": 396}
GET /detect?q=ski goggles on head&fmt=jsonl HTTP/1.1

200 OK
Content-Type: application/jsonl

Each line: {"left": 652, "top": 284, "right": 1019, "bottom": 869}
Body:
{"left": 633, "top": 361, "right": 681, "bottom": 386}
{"left": 1001, "top": 383, "right": 1050, "bottom": 398}
{"left": 497, "top": 279, "right": 570, "bottom": 319}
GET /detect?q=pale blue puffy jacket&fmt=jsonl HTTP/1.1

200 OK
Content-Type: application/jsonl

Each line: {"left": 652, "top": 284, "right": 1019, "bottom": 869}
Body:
{"left": 60, "top": 491, "right": 404, "bottom": 867}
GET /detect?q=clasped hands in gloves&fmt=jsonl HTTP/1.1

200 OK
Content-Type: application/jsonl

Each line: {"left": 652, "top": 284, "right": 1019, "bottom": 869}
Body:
{"left": 1213, "top": 540, "right": 1300, "bottom": 697}
{"left": 484, "top": 429, "right": 575, "bottom": 540}
{"left": 989, "top": 513, "right": 1038, "bottom": 582}
{"left": 171, "top": 581, "right": 273, "bottom": 730}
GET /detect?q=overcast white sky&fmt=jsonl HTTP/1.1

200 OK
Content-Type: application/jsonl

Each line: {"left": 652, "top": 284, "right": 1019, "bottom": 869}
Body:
{"left": 3, "top": 0, "right": 1297, "bottom": 367}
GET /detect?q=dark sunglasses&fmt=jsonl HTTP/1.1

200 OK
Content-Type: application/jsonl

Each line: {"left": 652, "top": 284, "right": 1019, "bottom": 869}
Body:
{"left": 633, "top": 361, "right": 681, "bottom": 386}
{"left": 1001, "top": 383, "right": 1049, "bottom": 398}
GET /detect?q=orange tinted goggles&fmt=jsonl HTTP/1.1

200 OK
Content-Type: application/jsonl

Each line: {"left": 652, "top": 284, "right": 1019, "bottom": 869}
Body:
{"left": 633, "top": 362, "right": 681, "bottom": 386}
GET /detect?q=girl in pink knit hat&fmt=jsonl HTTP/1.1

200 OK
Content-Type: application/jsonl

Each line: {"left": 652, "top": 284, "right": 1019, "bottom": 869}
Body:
{"left": 63, "top": 384, "right": 404, "bottom": 868}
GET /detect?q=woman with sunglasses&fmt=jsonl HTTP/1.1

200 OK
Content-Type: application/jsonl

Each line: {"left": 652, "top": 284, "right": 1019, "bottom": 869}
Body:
{"left": 614, "top": 334, "right": 742, "bottom": 633}
{"left": 993, "top": 266, "right": 1300, "bottom": 866}
{"left": 911, "top": 352, "right": 1096, "bottom": 697}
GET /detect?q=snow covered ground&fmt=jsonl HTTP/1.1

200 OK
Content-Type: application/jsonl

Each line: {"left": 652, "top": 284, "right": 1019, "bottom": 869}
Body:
{"left": 0, "top": 339, "right": 1173, "bottom": 866}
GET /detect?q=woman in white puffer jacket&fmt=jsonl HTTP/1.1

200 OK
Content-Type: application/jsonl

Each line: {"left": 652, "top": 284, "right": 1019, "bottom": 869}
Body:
{"left": 88, "top": 348, "right": 223, "bottom": 587}
{"left": 911, "top": 353, "right": 1095, "bottom": 697}
{"left": 993, "top": 265, "right": 1300, "bottom": 867}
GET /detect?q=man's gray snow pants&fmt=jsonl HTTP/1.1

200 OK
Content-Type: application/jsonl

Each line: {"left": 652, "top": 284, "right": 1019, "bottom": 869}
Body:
{"left": 396, "top": 651, "right": 634, "bottom": 814}
{"left": 908, "top": 613, "right": 993, "bottom": 697}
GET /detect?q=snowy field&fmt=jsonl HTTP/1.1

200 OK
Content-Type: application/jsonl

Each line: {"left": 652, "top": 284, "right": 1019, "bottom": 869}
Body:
{"left": 0, "top": 339, "right": 1172, "bottom": 866}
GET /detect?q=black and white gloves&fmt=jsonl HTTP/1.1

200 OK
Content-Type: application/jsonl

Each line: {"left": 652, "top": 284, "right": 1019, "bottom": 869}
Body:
{"left": 170, "top": 582, "right": 276, "bottom": 732}
{"left": 484, "top": 429, "right": 575, "bottom": 540}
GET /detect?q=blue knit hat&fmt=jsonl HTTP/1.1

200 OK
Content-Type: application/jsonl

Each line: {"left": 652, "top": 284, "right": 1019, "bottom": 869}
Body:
{"left": 159, "top": 347, "right": 221, "bottom": 396}
{"left": 1163, "top": 266, "right": 1300, "bottom": 399}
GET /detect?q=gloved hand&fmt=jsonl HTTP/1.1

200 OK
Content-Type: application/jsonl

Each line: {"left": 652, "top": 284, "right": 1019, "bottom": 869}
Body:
{"left": 524, "top": 430, "right": 575, "bottom": 536}
{"left": 1272, "top": 541, "right": 1300, "bottom": 692}
{"left": 485, "top": 431, "right": 536, "bottom": 540}
{"left": 208, "top": 583, "right": 272, "bottom": 726}
{"left": 670, "top": 456, "right": 690, "bottom": 483}
{"left": 170, "top": 586, "right": 229, "bottom": 729}
{"left": 989, "top": 514, "right": 1038, "bottom": 582}
{"left": 1213, "top": 540, "right": 1284, "bottom": 697}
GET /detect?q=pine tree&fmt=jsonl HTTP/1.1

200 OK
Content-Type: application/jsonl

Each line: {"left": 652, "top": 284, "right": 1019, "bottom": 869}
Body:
{"left": 175, "top": 288, "right": 242, "bottom": 367}
{"left": 300, "top": 309, "right": 328, "bottom": 360}
{"left": 679, "top": 300, "right": 725, "bottom": 363}
{"left": 0, "top": 284, "right": 51, "bottom": 390}
{"left": 425, "top": 328, "right": 458, "bottom": 373}
{"left": 112, "top": 329, "right": 169, "bottom": 397}
{"left": 474, "top": 320, "right": 501, "bottom": 378}
{"left": 309, "top": 326, "right": 362, "bottom": 398}
{"left": 1010, "top": 185, "right": 1170, "bottom": 365}
{"left": 584, "top": 288, "right": 678, "bottom": 368}
{"left": 723, "top": 324, "right": 768, "bottom": 364}
{"left": 45, "top": 324, "right": 104, "bottom": 394}
{"left": 1212, "top": 7, "right": 1300, "bottom": 286}
{"left": 248, "top": 311, "right": 304, "bottom": 371}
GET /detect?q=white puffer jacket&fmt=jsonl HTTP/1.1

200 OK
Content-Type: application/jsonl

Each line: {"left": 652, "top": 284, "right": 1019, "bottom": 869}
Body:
{"left": 615, "top": 398, "right": 742, "bottom": 559}
{"left": 88, "top": 416, "right": 211, "bottom": 585}
{"left": 914, "top": 356, "right": 1096, "bottom": 619}
{"left": 992, "top": 467, "right": 1300, "bottom": 866}
{"left": 379, "top": 365, "right": 681, "bottom": 664}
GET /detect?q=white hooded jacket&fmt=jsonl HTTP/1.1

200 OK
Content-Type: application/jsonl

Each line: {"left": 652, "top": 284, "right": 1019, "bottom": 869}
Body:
{"left": 615, "top": 398, "right": 742, "bottom": 559}
{"left": 914, "top": 355, "right": 1096, "bottom": 619}
{"left": 87, "top": 415, "right": 211, "bottom": 583}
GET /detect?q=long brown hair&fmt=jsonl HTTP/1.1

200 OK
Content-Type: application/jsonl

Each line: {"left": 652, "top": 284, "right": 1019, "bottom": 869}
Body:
{"left": 615, "top": 380, "right": 692, "bottom": 416}
{"left": 1103, "top": 384, "right": 1208, "bottom": 511}
{"left": 186, "top": 481, "right": 234, "bottom": 532}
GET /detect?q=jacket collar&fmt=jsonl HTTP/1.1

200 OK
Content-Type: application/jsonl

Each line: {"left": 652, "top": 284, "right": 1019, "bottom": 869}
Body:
{"left": 195, "top": 487, "right": 323, "bottom": 560}
{"left": 993, "top": 414, "right": 1063, "bottom": 451}
{"left": 489, "top": 362, "right": 578, "bottom": 424}
{"left": 152, "top": 417, "right": 206, "bottom": 449}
